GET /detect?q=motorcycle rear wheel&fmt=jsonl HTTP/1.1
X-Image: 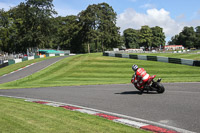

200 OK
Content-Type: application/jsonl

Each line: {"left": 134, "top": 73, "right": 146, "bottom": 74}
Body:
{"left": 155, "top": 82, "right": 165, "bottom": 93}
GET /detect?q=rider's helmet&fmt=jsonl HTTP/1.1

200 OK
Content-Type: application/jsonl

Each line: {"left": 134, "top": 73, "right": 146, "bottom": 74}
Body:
{"left": 132, "top": 64, "right": 138, "bottom": 71}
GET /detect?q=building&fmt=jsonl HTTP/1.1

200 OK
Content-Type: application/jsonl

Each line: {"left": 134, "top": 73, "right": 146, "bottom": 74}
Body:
{"left": 164, "top": 45, "right": 184, "bottom": 51}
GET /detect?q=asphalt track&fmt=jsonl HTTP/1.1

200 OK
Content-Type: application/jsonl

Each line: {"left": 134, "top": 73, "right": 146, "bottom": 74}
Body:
{"left": 0, "top": 56, "right": 199, "bottom": 133}
{"left": 0, "top": 56, "right": 67, "bottom": 84}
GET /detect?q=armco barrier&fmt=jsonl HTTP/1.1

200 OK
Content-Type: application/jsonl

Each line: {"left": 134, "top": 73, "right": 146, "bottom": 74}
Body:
{"left": 8, "top": 60, "right": 15, "bottom": 65}
{"left": 103, "top": 52, "right": 200, "bottom": 67}
{"left": 138, "top": 55, "right": 147, "bottom": 60}
{"left": 193, "top": 60, "right": 200, "bottom": 66}
{"left": 129, "top": 54, "right": 138, "bottom": 59}
{"left": 103, "top": 52, "right": 109, "bottom": 56}
{"left": 122, "top": 54, "right": 130, "bottom": 58}
{"left": 115, "top": 53, "right": 122, "bottom": 58}
{"left": 49, "top": 54, "right": 55, "bottom": 57}
{"left": 157, "top": 56, "right": 169, "bottom": 63}
{"left": 181, "top": 59, "right": 193, "bottom": 66}
{"left": 14, "top": 59, "right": 22, "bottom": 64}
{"left": 34, "top": 55, "right": 40, "bottom": 59}
{"left": 22, "top": 58, "right": 28, "bottom": 61}
{"left": 109, "top": 53, "right": 115, "bottom": 57}
{"left": 168, "top": 58, "right": 181, "bottom": 64}
{"left": 3, "top": 53, "right": 69, "bottom": 68}
{"left": 147, "top": 56, "right": 157, "bottom": 61}
{"left": 28, "top": 56, "right": 34, "bottom": 60}
{"left": 0, "top": 62, "right": 8, "bottom": 68}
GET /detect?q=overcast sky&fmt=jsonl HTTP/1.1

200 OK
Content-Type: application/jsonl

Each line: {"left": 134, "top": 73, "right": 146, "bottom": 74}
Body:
{"left": 1, "top": 0, "right": 200, "bottom": 42}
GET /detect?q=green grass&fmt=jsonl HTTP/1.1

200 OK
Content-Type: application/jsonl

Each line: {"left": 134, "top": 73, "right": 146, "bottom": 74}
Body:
{"left": 0, "top": 53, "right": 199, "bottom": 133}
{"left": 0, "top": 56, "right": 57, "bottom": 76}
{"left": 0, "top": 53, "right": 200, "bottom": 89}
{"left": 0, "top": 96, "right": 148, "bottom": 133}
{"left": 130, "top": 53, "right": 200, "bottom": 60}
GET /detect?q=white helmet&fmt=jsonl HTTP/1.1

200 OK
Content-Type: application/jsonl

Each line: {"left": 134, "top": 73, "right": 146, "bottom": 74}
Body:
{"left": 132, "top": 64, "right": 138, "bottom": 71}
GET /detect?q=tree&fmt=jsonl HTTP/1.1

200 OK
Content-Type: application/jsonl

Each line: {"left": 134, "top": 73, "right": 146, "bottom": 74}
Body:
{"left": 0, "top": 9, "right": 9, "bottom": 52}
{"left": 195, "top": 26, "right": 200, "bottom": 49}
{"left": 8, "top": 0, "right": 57, "bottom": 53}
{"left": 168, "top": 35, "right": 179, "bottom": 45}
{"left": 168, "top": 26, "right": 199, "bottom": 49}
{"left": 78, "top": 2, "right": 120, "bottom": 53}
{"left": 179, "top": 27, "right": 196, "bottom": 48}
{"left": 151, "top": 26, "right": 165, "bottom": 48}
{"left": 53, "top": 15, "right": 82, "bottom": 53}
{"left": 78, "top": 4, "right": 98, "bottom": 53}
{"left": 139, "top": 25, "right": 153, "bottom": 50}
{"left": 123, "top": 26, "right": 166, "bottom": 50}
{"left": 97, "top": 3, "right": 120, "bottom": 51}
{"left": 0, "top": 9, "right": 18, "bottom": 53}
{"left": 123, "top": 28, "right": 139, "bottom": 48}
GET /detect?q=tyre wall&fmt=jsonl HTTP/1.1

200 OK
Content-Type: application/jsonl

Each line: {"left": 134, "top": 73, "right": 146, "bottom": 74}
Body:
{"left": 103, "top": 52, "right": 200, "bottom": 67}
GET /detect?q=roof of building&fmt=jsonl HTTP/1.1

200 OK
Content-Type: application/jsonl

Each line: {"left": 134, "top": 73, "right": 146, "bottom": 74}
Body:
{"left": 39, "top": 50, "right": 64, "bottom": 54}
{"left": 164, "top": 45, "right": 183, "bottom": 47}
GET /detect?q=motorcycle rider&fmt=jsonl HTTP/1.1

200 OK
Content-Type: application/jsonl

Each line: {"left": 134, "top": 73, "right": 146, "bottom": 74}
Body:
{"left": 131, "top": 64, "right": 150, "bottom": 91}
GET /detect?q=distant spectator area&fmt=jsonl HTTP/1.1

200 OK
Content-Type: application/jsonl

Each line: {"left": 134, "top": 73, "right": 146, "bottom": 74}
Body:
{"left": 164, "top": 45, "right": 184, "bottom": 51}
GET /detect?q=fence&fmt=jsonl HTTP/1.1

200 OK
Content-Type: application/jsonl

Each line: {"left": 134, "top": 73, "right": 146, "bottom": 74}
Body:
{"left": 0, "top": 53, "right": 70, "bottom": 68}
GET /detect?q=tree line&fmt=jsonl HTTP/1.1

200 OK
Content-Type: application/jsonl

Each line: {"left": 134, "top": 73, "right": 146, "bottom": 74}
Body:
{"left": 0, "top": 0, "right": 121, "bottom": 54}
{"left": 168, "top": 26, "right": 200, "bottom": 49}
{"left": 123, "top": 26, "right": 166, "bottom": 50}
{"left": 0, "top": 0, "right": 199, "bottom": 54}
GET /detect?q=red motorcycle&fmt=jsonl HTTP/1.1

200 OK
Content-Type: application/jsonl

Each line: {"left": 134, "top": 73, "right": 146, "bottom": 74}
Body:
{"left": 131, "top": 75, "right": 165, "bottom": 94}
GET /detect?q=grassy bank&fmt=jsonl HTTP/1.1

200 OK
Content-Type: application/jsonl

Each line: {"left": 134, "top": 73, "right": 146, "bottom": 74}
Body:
{"left": 0, "top": 96, "right": 147, "bottom": 133}
{"left": 0, "top": 53, "right": 200, "bottom": 89}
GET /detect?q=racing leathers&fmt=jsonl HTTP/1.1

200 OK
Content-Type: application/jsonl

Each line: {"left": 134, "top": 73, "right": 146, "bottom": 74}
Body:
{"left": 131, "top": 68, "right": 150, "bottom": 89}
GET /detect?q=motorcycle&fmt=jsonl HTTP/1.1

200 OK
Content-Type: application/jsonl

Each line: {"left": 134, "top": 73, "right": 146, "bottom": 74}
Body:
{"left": 131, "top": 75, "right": 165, "bottom": 94}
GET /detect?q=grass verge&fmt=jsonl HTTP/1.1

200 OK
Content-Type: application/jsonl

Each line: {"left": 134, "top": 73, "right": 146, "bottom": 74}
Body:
{"left": 0, "top": 96, "right": 148, "bottom": 133}
{"left": 0, "top": 53, "right": 200, "bottom": 89}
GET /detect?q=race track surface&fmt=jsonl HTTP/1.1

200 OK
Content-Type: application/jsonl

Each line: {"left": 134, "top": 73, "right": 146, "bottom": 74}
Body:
{"left": 0, "top": 57, "right": 199, "bottom": 132}
{"left": 0, "top": 56, "right": 67, "bottom": 84}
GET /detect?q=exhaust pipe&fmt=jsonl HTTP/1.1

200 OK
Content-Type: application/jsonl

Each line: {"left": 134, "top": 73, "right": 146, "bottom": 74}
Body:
{"left": 157, "top": 78, "right": 162, "bottom": 82}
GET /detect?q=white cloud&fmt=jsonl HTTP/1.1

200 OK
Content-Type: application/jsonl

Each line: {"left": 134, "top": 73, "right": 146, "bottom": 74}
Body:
{"left": 116, "top": 8, "right": 186, "bottom": 41}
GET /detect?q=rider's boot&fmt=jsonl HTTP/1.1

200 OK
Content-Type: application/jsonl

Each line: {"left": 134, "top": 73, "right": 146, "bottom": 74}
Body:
{"left": 147, "top": 88, "right": 149, "bottom": 93}
{"left": 140, "top": 89, "right": 144, "bottom": 95}
{"left": 144, "top": 84, "right": 149, "bottom": 93}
